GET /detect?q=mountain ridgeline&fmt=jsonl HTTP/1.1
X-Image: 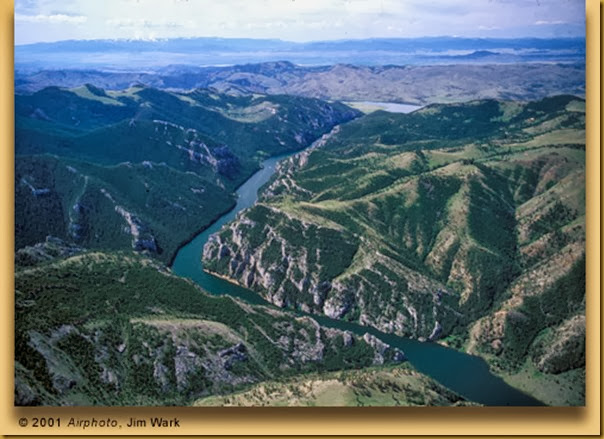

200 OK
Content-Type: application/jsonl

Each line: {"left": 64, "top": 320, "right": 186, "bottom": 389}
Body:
{"left": 15, "top": 62, "right": 585, "bottom": 106}
{"left": 15, "top": 85, "right": 359, "bottom": 263}
{"left": 15, "top": 36, "right": 585, "bottom": 70}
{"left": 202, "top": 95, "right": 585, "bottom": 405}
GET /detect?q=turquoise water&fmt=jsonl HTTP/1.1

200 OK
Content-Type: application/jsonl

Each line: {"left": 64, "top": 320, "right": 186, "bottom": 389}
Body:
{"left": 171, "top": 140, "right": 544, "bottom": 407}
{"left": 171, "top": 153, "right": 291, "bottom": 298}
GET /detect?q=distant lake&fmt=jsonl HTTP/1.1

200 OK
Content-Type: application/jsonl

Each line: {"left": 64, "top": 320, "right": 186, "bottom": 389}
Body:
{"left": 346, "top": 101, "right": 422, "bottom": 114}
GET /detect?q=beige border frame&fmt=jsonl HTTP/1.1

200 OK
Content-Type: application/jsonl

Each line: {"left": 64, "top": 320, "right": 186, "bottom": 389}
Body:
{"left": 1, "top": 0, "right": 600, "bottom": 436}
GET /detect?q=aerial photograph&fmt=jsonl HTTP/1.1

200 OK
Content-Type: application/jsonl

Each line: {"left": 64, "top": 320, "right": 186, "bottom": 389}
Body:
{"left": 14, "top": 0, "right": 585, "bottom": 407}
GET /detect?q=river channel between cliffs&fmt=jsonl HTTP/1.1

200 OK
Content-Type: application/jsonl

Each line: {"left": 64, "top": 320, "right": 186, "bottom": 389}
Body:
{"left": 171, "top": 105, "right": 544, "bottom": 406}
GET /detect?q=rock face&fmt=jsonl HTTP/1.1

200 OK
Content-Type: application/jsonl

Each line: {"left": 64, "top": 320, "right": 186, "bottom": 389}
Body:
{"left": 362, "top": 333, "right": 406, "bottom": 365}
{"left": 218, "top": 343, "right": 248, "bottom": 370}
{"left": 202, "top": 95, "right": 586, "bottom": 382}
{"left": 17, "top": 316, "right": 406, "bottom": 405}
{"left": 115, "top": 206, "right": 158, "bottom": 253}
{"left": 15, "top": 236, "right": 84, "bottom": 267}
{"left": 204, "top": 208, "right": 455, "bottom": 339}
{"left": 15, "top": 155, "right": 237, "bottom": 265}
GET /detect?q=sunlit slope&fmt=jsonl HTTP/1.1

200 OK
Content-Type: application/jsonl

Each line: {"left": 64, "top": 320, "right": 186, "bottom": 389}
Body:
{"left": 194, "top": 365, "right": 474, "bottom": 407}
{"left": 202, "top": 96, "right": 585, "bottom": 404}
{"left": 16, "top": 85, "right": 359, "bottom": 183}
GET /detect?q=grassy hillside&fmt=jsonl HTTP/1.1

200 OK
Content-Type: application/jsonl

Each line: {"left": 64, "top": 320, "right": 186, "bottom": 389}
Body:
{"left": 15, "top": 251, "right": 409, "bottom": 406}
{"left": 195, "top": 364, "right": 474, "bottom": 407}
{"left": 202, "top": 96, "right": 585, "bottom": 405}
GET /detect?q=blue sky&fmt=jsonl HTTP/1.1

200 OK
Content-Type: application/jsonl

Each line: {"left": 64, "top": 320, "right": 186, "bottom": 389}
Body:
{"left": 15, "top": 0, "right": 585, "bottom": 45}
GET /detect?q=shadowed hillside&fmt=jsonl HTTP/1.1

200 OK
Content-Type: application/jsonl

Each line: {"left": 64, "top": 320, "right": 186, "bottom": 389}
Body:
{"left": 15, "top": 85, "right": 359, "bottom": 263}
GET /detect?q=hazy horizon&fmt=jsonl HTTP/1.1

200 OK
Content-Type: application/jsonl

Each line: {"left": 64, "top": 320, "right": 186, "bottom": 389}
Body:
{"left": 15, "top": 0, "right": 585, "bottom": 45}
{"left": 14, "top": 33, "right": 587, "bottom": 48}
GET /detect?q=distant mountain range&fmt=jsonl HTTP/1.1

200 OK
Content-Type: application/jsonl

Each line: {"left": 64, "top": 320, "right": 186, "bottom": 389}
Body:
{"left": 16, "top": 62, "right": 585, "bottom": 106}
{"left": 15, "top": 36, "right": 585, "bottom": 70}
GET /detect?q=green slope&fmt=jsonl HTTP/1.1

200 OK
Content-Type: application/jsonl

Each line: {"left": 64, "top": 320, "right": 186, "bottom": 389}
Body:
{"left": 202, "top": 95, "right": 585, "bottom": 405}
{"left": 16, "top": 85, "right": 360, "bottom": 179}
{"left": 15, "top": 85, "right": 360, "bottom": 262}
{"left": 15, "top": 251, "right": 408, "bottom": 406}
{"left": 16, "top": 155, "right": 235, "bottom": 264}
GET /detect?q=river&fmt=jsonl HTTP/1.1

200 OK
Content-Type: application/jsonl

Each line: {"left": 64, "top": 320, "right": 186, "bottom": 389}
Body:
{"left": 171, "top": 119, "right": 544, "bottom": 407}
